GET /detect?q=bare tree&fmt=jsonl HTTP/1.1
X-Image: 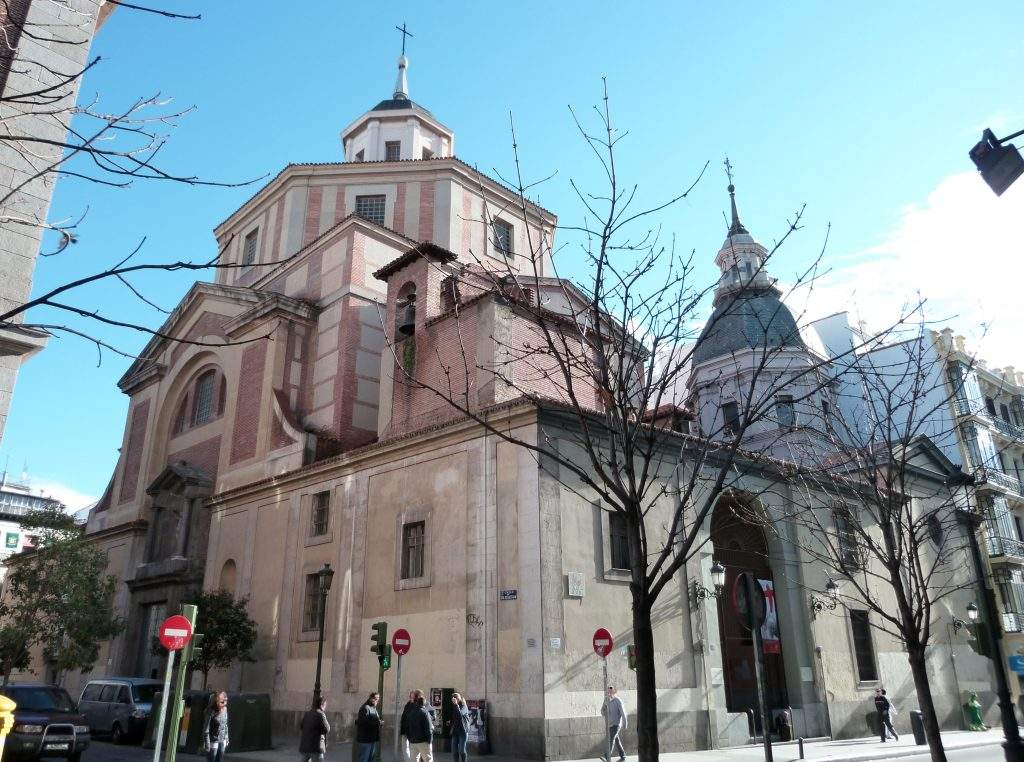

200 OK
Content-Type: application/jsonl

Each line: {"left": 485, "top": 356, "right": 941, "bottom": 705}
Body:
{"left": 376, "top": 81, "right": 915, "bottom": 761}
{"left": 775, "top": 322, "right": 979, "bottom": 762}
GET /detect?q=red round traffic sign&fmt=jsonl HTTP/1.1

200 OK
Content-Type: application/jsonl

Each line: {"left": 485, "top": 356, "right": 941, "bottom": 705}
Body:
{"left": 392, "top": 628, "right": 411, "bottom": 656}
{"left": 593, "top": 627, "right": 613, "bottom": 658}
{"left": 159, "top": 615, "right": 193, "bottom": 651}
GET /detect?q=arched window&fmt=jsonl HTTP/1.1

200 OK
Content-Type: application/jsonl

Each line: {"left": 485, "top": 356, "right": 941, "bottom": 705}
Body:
{"left": 219, "top": 559, "right": 237, "bottom": 595}
{"left": 190, "top": 370, "right": 217, "bottom": 426}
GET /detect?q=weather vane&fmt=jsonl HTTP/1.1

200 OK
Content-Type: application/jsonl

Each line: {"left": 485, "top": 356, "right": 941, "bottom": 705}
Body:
{"left": 395, "top": 22, "right": 414, "bottom": 56}
{"left": 724, "top": 156, "right": 735, "bottom": 188}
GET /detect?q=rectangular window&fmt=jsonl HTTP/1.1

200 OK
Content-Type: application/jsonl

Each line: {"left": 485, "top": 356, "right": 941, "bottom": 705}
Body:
{"left": 492, "top": 219, "right": 513, "bottom": 257}
{"left": 776, "top": 395, "right": 795, "bottom": 428}
{"left": 302, "top": 573, "right": 325, "bottom": 632}
{"left": 995, "top": 567, "right": 1024, "bottom": 633}
{"left": 1001, "top": 403, "right": 1012, "bottom": 423}
{"left": 721, "top": 401, "right": 740, "bottom": 434}
{"left": 834, "top": 505, "right": 862, "bottom": 570}
{"left": 850, "top": 610, "right": 878, "bottom": 682}
{"left": 310, "top": 491, "right": 330, "bottom": 536}
{"left": 242, "top": 229, "right": 259, "bottom": 266}
{"left": 190, "top": 371, "right": 216, "bottom": 426}
{"left": 355, "top": 194, "right": 386, "bottom": 227}
{"left": 385, "top": 141, "right": 401, "bottom": 161}
{"left": 401, "top": 521, "right": 426, "bottom": 579}
{"left": 609, "top": 512, "right": 630, "bottom": 570}
{"left": 986, "top": 397, "right": 997, "bottom": 416}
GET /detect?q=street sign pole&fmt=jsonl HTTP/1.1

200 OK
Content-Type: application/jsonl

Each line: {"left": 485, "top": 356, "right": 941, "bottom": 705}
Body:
{"left": 743, "top": 574, "right": 773, "bottom": 762}
{"left": 151, "top": 647, "right": 176, "bottom": 762}
{"left": 393, "top": 654, "right": 403, "bottom": 761}
{"left": 602, "top": 655, "right": 610, "bottom": 762}
{"left": 164, "top": 604, "right": 197, "bottom": 762}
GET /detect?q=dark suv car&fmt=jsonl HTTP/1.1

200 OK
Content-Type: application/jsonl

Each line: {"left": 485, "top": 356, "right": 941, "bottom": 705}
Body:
{"left": 0, "top": 684, "right": 90, "bottom": 761}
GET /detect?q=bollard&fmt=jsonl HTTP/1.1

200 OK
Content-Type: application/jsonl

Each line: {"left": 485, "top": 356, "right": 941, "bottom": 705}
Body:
{"left": 798, "top": 737, "right": 805, "bottom": 759}
{"left": 0, "top": 694, "right": 15, "bottom": 759}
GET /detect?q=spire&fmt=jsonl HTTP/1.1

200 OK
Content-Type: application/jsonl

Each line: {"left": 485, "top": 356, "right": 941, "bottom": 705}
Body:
{"left": 724, "top": 157, "right": 748, "bottom": 236}
{"left": 393, "top": 22, "right": 414, "bottom": 100}
{"left": 393, "top": 54, "right": 409, "bottom": 100}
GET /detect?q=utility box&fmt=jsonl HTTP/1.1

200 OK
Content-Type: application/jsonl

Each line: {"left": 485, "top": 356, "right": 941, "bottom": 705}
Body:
{"left": 910, "top": 710, "right": 926, "bottom": 745}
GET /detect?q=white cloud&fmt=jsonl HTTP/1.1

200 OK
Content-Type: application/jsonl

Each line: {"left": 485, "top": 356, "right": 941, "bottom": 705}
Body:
{"left": 28, "top": 479, "right": 99, "bottom": 511}
{"left": 800, "top": 170, "right": 1024, "bottom": 368}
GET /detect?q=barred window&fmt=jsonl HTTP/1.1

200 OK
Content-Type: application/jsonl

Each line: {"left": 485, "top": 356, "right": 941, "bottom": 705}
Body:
{"left": 492, "top": 219, "right": 513, "bottom": 257}
{"left": 302, "top": 573, "right": 325, "bottom": 632}
{"left": 310, "top": 491, "right": 330, "bottom": 537}
{"left": 850, "top": 610, "right": 878, "bottom": 682}
{"left": 356, "top": 195, "right": 386, "bottom": 227}
{"left": 834, "top": 505, "right": 862, "bottom": 571}
{"left": 401, "top": 521, "right": 425, "bottom": 579}
{"left": 385, "top": 141, "right": 401, "bottom": 161}
{"left": 995, "top": 567, "right": 1024, "bottom": 633}
{"left": 190, "top": 371, "right": 216, "bottom": 427}
{"left": 242, "top": 229, "right": 259, "bottom": 266}
{"left": 609, "top": 512, "right": 630, "bottom": 570}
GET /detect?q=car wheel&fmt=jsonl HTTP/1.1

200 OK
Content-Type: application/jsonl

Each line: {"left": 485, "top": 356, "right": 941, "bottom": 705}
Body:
{"left": 111, "top": 721, "right": 124, "bottom": 744}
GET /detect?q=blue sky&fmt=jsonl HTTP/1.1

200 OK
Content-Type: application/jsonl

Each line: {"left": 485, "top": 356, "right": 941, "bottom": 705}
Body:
{"left": 3, "top": 0, "right": 1022, "bottom": 506}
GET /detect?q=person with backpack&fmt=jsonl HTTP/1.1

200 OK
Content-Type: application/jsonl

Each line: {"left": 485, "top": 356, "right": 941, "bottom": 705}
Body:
{"left": 201, "top": 691, "right": 229, "bottom": 762}
{"left": 300, "top": 695, "right": 331, "bottom": 762}
{"left": 874, "top": 688, "right": 899, "bottom": 742}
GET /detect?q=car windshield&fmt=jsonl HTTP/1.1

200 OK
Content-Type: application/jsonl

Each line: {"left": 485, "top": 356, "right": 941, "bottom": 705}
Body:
{"left": 132, "top": 685, "right": 160, "bottom": 703}
{"left": 3, "top": 687, "right": 75, "bottom": 712}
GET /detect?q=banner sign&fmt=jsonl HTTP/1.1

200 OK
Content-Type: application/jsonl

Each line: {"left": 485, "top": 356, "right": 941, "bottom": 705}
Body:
{"left": 758, "top": 579, "right": 781, "bottom": 654}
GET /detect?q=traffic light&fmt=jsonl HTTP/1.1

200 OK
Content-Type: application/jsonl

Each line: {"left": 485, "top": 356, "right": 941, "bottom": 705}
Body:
{"left": 627, "top": 644, "right": 637, "bottom": 671}
{"left": 378, "top": 644, "right": 392, "bottom": 671}
{"left": 370, "top": 621, "right": 388, "bottom": 657}
{"left": 970, "top": 128, "right": 1024, "bottom": 196}
{"left": 185, "top": 633, "right": 204, "bottom": 670}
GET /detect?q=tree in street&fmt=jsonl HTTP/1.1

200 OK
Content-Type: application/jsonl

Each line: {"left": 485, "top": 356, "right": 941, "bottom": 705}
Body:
{"left": 184, "top": 589, "right": 257, "bottom": 689}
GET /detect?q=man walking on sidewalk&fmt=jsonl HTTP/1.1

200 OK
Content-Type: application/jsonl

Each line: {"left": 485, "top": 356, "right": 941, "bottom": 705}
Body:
{"left": 601, "top": 686, "right": 627, "bottom": 761}
{"left": 874, "top": 688, "right": 899, "bottom": 742}
{"left": 406, "top": 691, "right": 434, "bottom": 762}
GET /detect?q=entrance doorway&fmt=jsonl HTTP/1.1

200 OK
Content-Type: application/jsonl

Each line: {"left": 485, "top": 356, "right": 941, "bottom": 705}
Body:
{"left": 710, "top": 493, "right": 789, "bottom": 724}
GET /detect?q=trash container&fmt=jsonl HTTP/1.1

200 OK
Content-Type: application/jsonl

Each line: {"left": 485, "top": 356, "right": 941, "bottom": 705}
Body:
{"left": 910, "top": 710, "right": 926, "bottom": 745}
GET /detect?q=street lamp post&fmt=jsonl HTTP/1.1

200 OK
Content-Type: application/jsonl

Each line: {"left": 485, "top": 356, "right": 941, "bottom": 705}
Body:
{"left": 948, "top": 467, "right": 1024, "bottom": 762}
{"left": 312, "top": 562, "right": 335, "bottom": 708}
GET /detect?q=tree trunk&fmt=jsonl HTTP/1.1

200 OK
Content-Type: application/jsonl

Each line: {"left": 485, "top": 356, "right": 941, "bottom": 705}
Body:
{"left": 907, "top": 644, "right": 947, "bottom": 762}
{"left": 631, "top": 592, "right": 659, "bottom": 762}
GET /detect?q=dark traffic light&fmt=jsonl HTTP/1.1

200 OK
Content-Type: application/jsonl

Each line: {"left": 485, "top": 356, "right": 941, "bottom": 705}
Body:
{"left": 970, "top": 128, "right": 1024, "bottom": 196}
{"left": 370, "top": 621, "right": 388, "bottom": 657}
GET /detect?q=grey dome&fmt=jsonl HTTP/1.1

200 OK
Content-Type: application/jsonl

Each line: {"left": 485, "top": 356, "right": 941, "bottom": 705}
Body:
{"left": 371, "top": 98, "right": 436, "bottom": 118}
{"left": 693, "top": 289, "right": 805, "bottom": 365}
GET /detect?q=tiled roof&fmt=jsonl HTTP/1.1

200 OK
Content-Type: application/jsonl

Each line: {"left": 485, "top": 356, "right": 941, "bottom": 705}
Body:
{"left": 373, "top": 241, "right": 459, "bottom": 281}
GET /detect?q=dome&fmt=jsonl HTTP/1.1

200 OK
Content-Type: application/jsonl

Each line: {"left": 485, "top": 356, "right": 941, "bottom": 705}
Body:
{"left": 693, "top": 289, "right": 806, "bottom": 365}
{"left": 370, "top": 98, "right": 436, "bottom": 118}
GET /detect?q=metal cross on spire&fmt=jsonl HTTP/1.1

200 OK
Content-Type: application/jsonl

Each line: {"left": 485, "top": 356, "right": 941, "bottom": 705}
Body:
{"left": 724, "top": 156, "right": 735, "bottom": 187}
{"left": 723, "top": 156, "right": 748, "bottom": 235}
{"left": 395, "top": 22, "right": 414, "bottom": 56}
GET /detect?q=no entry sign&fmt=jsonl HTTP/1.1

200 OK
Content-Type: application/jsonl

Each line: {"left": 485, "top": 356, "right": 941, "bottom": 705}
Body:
{"left": 158, "top": 615, "right": 193, "bottom": 651}
{"left": 392, "top": 628, "right": 411, "bottom": 656}
{"left": 593, "top": 627, "right": 613, "bottom": 658}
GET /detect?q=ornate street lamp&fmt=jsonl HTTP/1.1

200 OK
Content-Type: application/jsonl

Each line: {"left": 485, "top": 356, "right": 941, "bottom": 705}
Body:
{"left": 312, "top": 562, "right": 335, "bottom": 708}
{"left": 948, "top": 466, "right": 1023, "bottom": 762}
{"left": 691, "top": 562, "right": 726, "bottom": 608}
{"left": 809, "top": 577, "right": 841, "bottom": 620}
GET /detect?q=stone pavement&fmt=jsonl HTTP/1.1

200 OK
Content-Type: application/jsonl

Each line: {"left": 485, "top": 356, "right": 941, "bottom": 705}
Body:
{"left": 226, "top": 728, "right": 1004, "bottom": 762}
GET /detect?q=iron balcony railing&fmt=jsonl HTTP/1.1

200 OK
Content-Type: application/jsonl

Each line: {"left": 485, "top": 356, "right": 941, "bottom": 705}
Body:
{"left": 952, "top": 397, "right": 1024, "bottom": 441}
{"left": 977, "top": 468, "right": 1024, "bottom": 498}
{"left": 992, "top": 415, "right": 1024, "bottom": 442}
{"left": 987, "top": 533, "right": 1024, "bottom": 560}
{"left": 1004, "top": 612, "right": 1023, "bottom": 634}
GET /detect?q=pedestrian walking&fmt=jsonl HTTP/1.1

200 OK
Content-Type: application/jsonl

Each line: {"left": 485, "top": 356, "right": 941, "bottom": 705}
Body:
{"left": 601, "top": 686, "right": 627, "bottom": 762}
{"left": 449, "top": 693, "right": 470, "bottom": 762}
{"left": 201, "top": 691, "right": 230, "bottom": 762}
{"left": 400, "top": 691, "right": 420, "bottom": 762}
{"left": 874, "top": 688, "right": 899, "bottom": 742}
{"left": 406, "top": 692, "right": 434, "bottom": 762}
{"left": 300, "top": 695, "right": 331, "bottom": 762}
{"left": 355, "top": 692, "right": 383, "bottom": 762}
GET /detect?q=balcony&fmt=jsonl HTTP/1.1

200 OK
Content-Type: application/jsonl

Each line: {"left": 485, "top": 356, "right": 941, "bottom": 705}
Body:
{"left": 992, "top": 415, "right": 1024, "bottom": 443}
{"left": 987, "top": 533, "right": 1024, "bottom": 561}
{"left": 952, "top": 397, "right": 1024, "bottom": 442}
{"left": 976, "top": 468, "right": 1024, "bottom": 499}
{"left": 1004, "top": 613, "right": 1023, "bottom": 634}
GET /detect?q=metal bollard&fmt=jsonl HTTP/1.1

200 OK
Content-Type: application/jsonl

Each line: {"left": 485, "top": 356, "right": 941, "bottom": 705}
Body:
{"left": 798, "top": 737, "right": 805, "bottom": 759}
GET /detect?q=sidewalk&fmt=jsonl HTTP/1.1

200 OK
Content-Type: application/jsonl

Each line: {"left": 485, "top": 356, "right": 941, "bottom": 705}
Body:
{"left": 229, "top": 729, "right": 1003, "bottom": 762}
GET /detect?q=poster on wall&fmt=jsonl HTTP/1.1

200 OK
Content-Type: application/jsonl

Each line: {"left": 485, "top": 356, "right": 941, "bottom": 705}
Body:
{"left": 5, "top": 532, "right": 17, "bottom": 549}
{"left": 466, "top": 699, "right": 488, "bottom": 748}
{"left": 758, "top": 579, "right": 781, "bottom": 654}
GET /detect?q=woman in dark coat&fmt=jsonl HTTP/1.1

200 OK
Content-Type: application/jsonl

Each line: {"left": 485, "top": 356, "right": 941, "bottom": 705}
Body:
{"left": 449, "top": 692, "right": 471, "bottom": 762}
{"left": 300, "top": 695, "right": 331, "bottom": 762}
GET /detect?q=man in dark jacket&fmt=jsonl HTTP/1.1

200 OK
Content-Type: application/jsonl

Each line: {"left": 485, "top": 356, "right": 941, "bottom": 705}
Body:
{"left": 400, "top": 690, "right": 421, "bottom": 762}
{"left": 300, "top": 696, "right": 331, "bottom": 762}
{"left": 874, "top": 688, "right": 899, "bottom": 742}
{"left": 406, "top": 693, "right": 434, "bottom": 762}
{"left": 355, "top": 692, "right": 383, "bottom": 762}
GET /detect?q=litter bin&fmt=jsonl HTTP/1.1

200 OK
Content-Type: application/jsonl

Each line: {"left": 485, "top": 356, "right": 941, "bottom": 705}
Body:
{"left": 910, "top": 710, "right": 926, "bottom": 745}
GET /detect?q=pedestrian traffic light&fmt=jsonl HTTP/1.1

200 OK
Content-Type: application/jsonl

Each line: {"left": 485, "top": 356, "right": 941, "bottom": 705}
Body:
{"left": 370, "top": 621, "right": 388, "bottom": 656}
{"left": 970, "top": 128, "right": 1024, "bottom": 196}
{"left": 627, "top": 644, "right": 637, "bottom": 671}
{"left": 185, "top": 633, "right": 204, "bottom": 669}
{"left": 378, "top": 644, "right": 392, "bottom": 671}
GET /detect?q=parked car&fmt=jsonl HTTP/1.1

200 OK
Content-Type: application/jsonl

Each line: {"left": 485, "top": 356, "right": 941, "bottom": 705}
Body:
{"left": 77, "top": 677, "right": 162, "bottom": 744}
{"left": 0, "top": 684, "right": 90, "bottom": 761}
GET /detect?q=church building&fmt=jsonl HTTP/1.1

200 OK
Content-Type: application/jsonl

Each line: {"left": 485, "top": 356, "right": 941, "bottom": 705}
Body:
{"left": 69, "top": 49, "right": 993, "bottom": 759}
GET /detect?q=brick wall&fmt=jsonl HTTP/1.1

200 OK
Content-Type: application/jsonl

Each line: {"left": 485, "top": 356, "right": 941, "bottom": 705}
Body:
{"left": 117, "top": 399, "right": 151, "bottom": 504}
{"left": 169, "top": 312, "right": 229, "bottom": 366}
{"left": 167, "top": 435, "right": 222, "bottom": 479}
{"left": 229, "top": 341, "right": 267, "bottom": 463}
